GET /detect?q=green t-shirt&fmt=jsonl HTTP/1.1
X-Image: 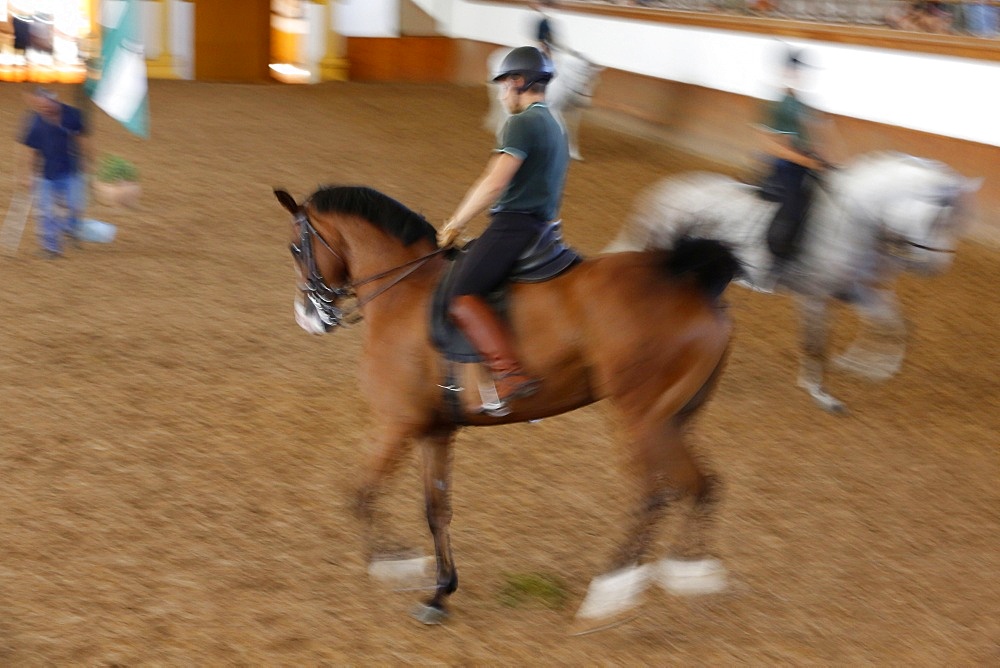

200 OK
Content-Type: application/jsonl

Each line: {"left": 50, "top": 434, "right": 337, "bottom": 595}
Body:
{"left": 492, "top": 102, "right": 569, "bottom": 221}
{"left": 762, "top": 92, "right": 813, "bottom": 152}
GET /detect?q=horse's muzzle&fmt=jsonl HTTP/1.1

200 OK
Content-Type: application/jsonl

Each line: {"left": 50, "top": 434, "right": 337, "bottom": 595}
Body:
{"left": 294, "top": 295, "right": 333, "bottom": 335}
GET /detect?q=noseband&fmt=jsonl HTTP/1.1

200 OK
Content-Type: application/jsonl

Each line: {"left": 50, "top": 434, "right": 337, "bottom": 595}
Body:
{"left": 290, "top": 208, "right": 445, "bottom": 329}
{"left": 879, "top": 197, "right": 958, "bottom": 258}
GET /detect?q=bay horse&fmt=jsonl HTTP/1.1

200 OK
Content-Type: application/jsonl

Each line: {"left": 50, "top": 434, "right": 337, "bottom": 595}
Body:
{"left": 274, "top": 185, "right": 741, "bottom": 630}
{"left": 606, "top": 151, "right": 980, "bottom": 413}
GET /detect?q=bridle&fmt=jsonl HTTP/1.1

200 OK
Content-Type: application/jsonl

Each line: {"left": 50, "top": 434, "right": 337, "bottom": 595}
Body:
{"left": 878, "top": 194, "right": 958, "bottom": 259}
{"left": 811, "top": 171, "right": 958, "bottom": 258}
{"left": 289, "top": 208, "right": 445, "bottom": 329}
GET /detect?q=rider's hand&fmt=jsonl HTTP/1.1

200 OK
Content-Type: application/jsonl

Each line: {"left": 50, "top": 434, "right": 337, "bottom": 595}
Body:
{"left": 438, "top": 220, "right": 464, "bottom": 248}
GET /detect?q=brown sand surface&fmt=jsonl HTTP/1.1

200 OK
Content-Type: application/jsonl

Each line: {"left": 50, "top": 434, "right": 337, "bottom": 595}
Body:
{"left": 0, "top": 80, "right": 997, "bottom": 664}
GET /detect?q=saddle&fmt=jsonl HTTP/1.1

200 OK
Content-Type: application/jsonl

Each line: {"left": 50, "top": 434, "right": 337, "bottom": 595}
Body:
{"left": 430, "top": 221, "right": 581, "bottom": 363}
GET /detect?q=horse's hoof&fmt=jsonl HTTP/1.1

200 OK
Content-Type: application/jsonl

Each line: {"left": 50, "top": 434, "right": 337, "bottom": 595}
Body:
{"left": 574, "top": 564, "right": 649, "bottom": 625}
{"left": 798, "top": 379, "right": 849, "bottom": 415}
{"left": 411, "top": 602, "right": 448, "bottom": 625}
{"left": 809, "top": 390, "right": 848, "bottom": 415}
{"left": 656, "top": 557, "right": 728, "bottom": 596}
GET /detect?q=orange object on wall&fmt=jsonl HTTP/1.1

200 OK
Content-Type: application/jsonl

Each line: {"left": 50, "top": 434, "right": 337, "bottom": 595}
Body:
{"left": 194, "top": 0, "right": 270, "bottom": 82}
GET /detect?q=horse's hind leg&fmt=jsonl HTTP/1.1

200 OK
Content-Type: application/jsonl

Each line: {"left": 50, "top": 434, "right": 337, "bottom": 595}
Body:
{"left": 574, "top": 416, "right": 724, "bottom": 628}
{"left": 655, "top": 461, "right": 727, "bottom": 596}
{"left": 627, "top": 419, "right": 726, "bottom": 595}
{"left": 411, "top": 428, "right": 458, "bottom": 624}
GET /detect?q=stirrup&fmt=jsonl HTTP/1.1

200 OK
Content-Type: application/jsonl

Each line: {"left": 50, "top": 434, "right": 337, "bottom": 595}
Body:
{"left": 476, "top": 380, "right": 510, "bottom": 417}
{"left": 475, "top": 375, "right": 539, "bottom": 417}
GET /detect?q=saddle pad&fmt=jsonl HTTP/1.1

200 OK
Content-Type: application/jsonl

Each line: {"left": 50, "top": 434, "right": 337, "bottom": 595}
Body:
{"left": 430, "top": 223, "right": 582, "bottom": 362}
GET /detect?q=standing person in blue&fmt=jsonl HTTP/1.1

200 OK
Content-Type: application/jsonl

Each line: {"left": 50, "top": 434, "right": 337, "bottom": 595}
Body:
{"left": 18, "top": 87, "right": 89, "bottom": 258}
{"left": 756, "top": 48, "right": 838, "bottom": 283}
{"left": 439, "top": 46, "right": 569, "bottom": 414}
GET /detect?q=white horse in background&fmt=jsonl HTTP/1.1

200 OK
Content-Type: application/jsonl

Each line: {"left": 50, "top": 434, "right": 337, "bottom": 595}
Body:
{"left": 606, "top": 151, "right": 980, "bottom": 413}
{"left": 485, "top": 46, "right": 603, "bottom": 161}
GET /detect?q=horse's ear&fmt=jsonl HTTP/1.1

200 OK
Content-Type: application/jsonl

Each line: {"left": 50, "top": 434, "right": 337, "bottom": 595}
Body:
{"left": 273, "top": 188, "right": 300, "bottom": 214}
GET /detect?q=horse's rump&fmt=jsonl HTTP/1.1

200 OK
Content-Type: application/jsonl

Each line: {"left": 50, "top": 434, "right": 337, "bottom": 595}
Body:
{"left": 611, "top": 172, "right": 776, "bottom": 286}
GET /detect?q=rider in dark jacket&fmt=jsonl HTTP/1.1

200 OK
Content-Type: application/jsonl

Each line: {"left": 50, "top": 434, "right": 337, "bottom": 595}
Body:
{"left": 439, "top": 46, "right": 569, "bottom": 414}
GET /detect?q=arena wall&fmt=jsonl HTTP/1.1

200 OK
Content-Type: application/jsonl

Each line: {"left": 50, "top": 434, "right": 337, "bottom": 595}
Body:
{"left": 349, "top": 35, "right": 1000, "bottom": 245}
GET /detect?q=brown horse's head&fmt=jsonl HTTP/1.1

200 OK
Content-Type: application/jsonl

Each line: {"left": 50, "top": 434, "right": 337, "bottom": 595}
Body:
{"left": 275, "top": 185, "right": 440, "bottom": 335}
{"left": 274, "top": 188, "right": 351, "bottom": 335}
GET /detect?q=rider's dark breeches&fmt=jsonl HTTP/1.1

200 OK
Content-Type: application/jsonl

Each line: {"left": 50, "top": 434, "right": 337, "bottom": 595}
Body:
{"left": 767, "top": 159, "right": 812, "bottom": 261}
{"left": 448, "top": 212, "right": 547, "bottom": 298}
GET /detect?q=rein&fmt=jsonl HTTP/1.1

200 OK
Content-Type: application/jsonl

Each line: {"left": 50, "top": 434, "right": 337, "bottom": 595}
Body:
{"left": 350, "top": 246, "right": 449, "bottom": 308}
{"left": 292, "top": 209, "right": 445, "bottom": 328}
{"left": 901, "top": 240, "right": 956, "bottom": 254}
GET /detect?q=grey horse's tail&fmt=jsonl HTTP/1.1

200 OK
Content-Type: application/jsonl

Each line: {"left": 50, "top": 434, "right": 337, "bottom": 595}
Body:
{"left": 665, "top": 234, "right": 743, "bottom": 301}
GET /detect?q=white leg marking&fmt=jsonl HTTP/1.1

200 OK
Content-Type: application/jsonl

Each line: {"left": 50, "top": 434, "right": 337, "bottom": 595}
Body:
{"left": 574, "top": 564, "right": 650, "bottom": 621}
{"left": 656, "top": 557, "right": 728, "bottom": 595}
{"left": 368, "top": 555, "right": 433, "bottom": 583}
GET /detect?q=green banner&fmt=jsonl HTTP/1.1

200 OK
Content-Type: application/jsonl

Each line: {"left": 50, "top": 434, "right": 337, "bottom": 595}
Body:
{"left": 85, "top": 0, "right": 149, "bottom": 138}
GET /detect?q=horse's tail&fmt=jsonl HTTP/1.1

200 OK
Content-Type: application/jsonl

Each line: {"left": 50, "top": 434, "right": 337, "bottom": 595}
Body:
{"left": 665, "top": 234, "right": 743, "bottom": 301}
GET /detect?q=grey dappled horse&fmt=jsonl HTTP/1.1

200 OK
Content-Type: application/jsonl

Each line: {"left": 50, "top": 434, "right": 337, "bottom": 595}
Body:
{"left": 606, "top": 151, "right": 980, "bottom": 413}
{"left": 485, "top": 46, "right": 603, "bottom": 161}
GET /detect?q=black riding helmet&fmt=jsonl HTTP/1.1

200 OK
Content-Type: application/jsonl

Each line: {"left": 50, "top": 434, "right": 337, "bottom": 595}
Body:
{"left": 492, "top": 46, "right": 555, "bottom": 92}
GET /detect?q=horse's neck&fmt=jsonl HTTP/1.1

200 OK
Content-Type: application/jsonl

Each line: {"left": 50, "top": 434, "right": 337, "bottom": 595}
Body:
{"left": 800, "top": 181, "right": 879, "bottom": 275}
{"left": 350, "top": 239, "right": 429, "bottom": 277}
{"left": 344, "top": 230, "right": 438, "bottom": 297}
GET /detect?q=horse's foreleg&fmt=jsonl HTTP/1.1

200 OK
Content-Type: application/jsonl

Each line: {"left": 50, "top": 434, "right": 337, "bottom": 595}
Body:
{"left": 354, "top": 425, "right": 422, "bottom": 574}
{"left": 412, "top": 429, "right": 458, "bottom": 625}
{"left": 835, "top": 286, "right": 907, "bottom": 381}
{"left": 797, "top": 295, "right": 847, "bottom": 413}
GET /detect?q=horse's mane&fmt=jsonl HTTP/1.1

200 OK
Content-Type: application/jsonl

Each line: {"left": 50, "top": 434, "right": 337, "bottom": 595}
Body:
{"left": 309, "top": 185, "right": 439, "bottom": 247}
{"left": 842, "top": 151, "right": 957, "bottom": 188}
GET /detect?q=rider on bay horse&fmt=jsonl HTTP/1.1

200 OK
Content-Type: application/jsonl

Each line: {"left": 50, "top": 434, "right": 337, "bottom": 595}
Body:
{"left": 438, "top": 46, "right": 569, "bottom": 414}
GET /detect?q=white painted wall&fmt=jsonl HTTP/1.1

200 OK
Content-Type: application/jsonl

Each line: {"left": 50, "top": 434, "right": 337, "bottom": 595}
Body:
{"left": 154, "top": 0, "right": 998, "bottom": 146}
{"left": 171, "top": 0, "right": 193, "bottom": 79}
{"left": 335, "top": 0, "right": 401, "bottom": 37}
{"left": 437, "top": 1, "right": 1000, "bottom": 147}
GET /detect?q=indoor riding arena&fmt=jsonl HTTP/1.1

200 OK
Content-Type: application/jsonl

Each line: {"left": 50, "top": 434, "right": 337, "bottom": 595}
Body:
{"left": 1, "top": 49, "right": 997, "bottom": 667}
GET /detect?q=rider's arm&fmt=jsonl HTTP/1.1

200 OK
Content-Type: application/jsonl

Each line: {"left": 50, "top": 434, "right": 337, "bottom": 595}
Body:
{"left": 754, "top": 123, "right": 826, "bottom": 171}
{"left": 439, "top": 151, "right": 523, "bottom": 247}
{"left": 804, "top": 114, "right": 846, "bottom": 168}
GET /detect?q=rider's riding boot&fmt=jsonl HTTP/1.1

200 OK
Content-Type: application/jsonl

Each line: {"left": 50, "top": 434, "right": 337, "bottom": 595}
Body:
{"left": 448, "top": 294, "right": 540, "bottom": 413}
